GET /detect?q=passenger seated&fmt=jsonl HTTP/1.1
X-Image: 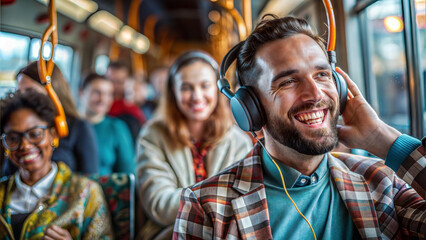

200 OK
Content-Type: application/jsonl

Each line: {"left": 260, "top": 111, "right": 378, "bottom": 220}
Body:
{"left": 136, "top": 51, "right": 252, "bottom": 240}
{"left": 1, "top": 61, "right": 99, "bottom": 175}
{"left": 0, "top": 90, "right": 112, "bottom": 239}
{"left": 132, "top": 76, "right": 158, "bottom": 121}
{"left": 80, "top": 73, "right": 135, "bottom": 175}
{"left": 106, "top": 61, "right": 146, "bottom": 143}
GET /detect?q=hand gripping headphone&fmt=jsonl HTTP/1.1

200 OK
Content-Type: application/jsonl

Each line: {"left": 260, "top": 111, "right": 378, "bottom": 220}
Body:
{"left": 217, "top": 0, "right": 347, "bottom": 133}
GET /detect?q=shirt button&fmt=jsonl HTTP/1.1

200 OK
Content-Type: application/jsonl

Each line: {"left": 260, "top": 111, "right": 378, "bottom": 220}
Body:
{"left": 312, "top": 176, "right": 317, "bottom": 183}
{"left": 300, "top": 178, "right": 307, "bottom": 184}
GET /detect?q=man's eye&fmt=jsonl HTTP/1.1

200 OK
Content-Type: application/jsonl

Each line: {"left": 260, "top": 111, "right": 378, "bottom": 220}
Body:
{"left": 279, "top": 79, "right": 295, "bottom": 87}
{"left": 316, "top": 72, "right": 330, "bottom": 79}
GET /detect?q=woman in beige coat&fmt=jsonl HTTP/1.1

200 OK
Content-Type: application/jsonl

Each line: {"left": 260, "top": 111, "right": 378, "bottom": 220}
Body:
{"left": 136, "top": 51, "right": 252, "bottom": 240}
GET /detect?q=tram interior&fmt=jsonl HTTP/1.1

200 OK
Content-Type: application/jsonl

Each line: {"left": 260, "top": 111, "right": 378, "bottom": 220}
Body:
{"left": 0, "top": 0, "right": 425, "bottom": 239}
{"left": 1, "top": 0, "right": 425, "bottom": 136}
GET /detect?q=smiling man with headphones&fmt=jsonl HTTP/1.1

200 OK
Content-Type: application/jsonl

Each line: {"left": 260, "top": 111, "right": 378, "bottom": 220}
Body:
{"left": 173, "top": 14, "right": 425, "bottom": 240}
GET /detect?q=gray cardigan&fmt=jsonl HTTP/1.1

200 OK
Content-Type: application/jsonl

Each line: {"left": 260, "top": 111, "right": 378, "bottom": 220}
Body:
{"left": 136, "top": 122, "right": 252, "bottom": 228}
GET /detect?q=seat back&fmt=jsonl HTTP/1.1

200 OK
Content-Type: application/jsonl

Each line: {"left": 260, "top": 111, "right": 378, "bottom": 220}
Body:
{"left": 89, "top": 173, "right": 135, "bottom": 240}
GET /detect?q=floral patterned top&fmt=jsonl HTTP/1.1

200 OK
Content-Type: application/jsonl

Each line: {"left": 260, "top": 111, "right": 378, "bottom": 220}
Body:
{"left": 0, "top": 162, "right": 113, "bottom": 240}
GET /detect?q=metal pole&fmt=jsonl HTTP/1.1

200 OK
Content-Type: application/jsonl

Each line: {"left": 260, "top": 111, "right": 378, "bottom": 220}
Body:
{"left": 401, "top": 0, "right": 425, "bottom": 138}
{"left": 241, "top": 0, "right": 252, "bottom": 31}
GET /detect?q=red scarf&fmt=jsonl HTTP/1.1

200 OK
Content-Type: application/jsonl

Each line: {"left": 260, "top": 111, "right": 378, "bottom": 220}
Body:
{"left": 190, "top": 142, "right": 209, "bottom": 183}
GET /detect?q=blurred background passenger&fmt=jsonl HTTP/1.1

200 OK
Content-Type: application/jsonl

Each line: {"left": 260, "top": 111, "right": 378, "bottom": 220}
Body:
{"left": 0, "top": 90, "right": 112, "bottom": 239}
{"left": 148, "top": 66, "right": 169, "bottom": 101}
{"left": 106, "top": 61, "right": 146, "bottom": 142}
{"left": 136, "top": 51, "right": 252, "bottom": 240}
{"left": 80, "top": 73, "right": 135, "bottom": 175}
{"left": 1, "top": 61, "right": 99, "bottom": 176}
{"left": 132, "top": 76, "right": 158, "bottom": 121}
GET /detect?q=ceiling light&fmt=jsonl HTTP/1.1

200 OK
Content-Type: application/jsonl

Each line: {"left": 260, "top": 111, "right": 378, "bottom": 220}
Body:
{"left": 208, "top": 10, "right": 221, "bottom": 22}
{"left": 116, "top": 25, "right": 135, "bottom": 47}
{"left": 88, "top": 10, "right": 123, "bottom": 38}
{"left": 115, "top": 25, "right": 150, "bottom": 53}
{"left": 37, "top": 0, "right": 98, "bottom": 23}
{"left": 133, "top": 33, "right": 150, "bottom": 54}
{"left": 208, "top": 24, "right": 220, "bottom": 36}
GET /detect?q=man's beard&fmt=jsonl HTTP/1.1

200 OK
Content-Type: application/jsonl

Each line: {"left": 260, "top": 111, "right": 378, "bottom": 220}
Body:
{"left": 265, "top": 99, "right": 339, "bottom": 155}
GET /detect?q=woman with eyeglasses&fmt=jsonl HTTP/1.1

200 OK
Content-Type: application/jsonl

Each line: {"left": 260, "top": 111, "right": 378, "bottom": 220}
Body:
{"left": 0, "top": 90, "right": 112, "bottom": 240}
{"left": 0, "top": 61, "right": 99, "bottom": 175}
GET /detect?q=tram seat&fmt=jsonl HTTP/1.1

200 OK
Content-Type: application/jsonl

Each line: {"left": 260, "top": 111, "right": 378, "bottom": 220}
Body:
{"left": 88, "top": 173, "right": 135, "bottom": 240}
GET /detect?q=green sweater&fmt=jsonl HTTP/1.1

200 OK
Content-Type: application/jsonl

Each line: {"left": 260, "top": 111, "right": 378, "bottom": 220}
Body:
{"left": 93, "top": 117, "right": 135, "bottom": 175}
{"left": 262, "top": 150, "right": 360, "bottom": 239}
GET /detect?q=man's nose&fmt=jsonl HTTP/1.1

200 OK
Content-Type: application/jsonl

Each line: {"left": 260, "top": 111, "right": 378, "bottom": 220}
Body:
{"left": 300, "top": 78, "right": 323, "bottom": 103}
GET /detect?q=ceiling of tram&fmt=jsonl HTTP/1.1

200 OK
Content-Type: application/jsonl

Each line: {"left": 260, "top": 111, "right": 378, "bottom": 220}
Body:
{"left": 93, "top": 0, "right": 269, "bottom": 43}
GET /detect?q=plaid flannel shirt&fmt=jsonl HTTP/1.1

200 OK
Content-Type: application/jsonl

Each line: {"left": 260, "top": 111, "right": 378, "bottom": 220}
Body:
{"left": 173, "top": 143, "right": 426, "bottom": 240}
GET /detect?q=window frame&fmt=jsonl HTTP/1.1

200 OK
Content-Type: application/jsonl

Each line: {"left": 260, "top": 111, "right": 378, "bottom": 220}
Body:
{"left": 354, "top": 0, "right": 425, "bottom": 138}
{"left": 0, "top": 30, "right": 75, "bottom": 85}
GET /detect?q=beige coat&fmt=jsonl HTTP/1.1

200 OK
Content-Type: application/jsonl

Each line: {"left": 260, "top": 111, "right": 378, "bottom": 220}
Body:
{"left": 136, "top": 122, "right": 252, "bottom": 239}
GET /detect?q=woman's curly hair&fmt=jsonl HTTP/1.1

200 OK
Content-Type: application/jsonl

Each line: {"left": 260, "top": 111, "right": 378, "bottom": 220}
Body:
{"left": 1, "top": 90, "right": 57, "bottom": 134}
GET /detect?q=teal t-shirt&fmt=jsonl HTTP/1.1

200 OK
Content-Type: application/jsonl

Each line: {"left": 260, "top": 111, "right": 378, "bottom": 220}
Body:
{"left": 262, "top": 150, "right": 360, "bottom": 239}
{"left": 93, "top": 116, "right": 135, "bottom": 175}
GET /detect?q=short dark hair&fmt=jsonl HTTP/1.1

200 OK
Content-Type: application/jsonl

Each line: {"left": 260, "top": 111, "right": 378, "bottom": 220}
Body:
{"left": 237, "top": 15, "right": 327, "bottom": 87}
{"left": 108, "top": 61, "right": 130, "bottom": 72}
{"left": 1, "top": 90, "right": 56, "bottom": 134}
{"left": 80, "top": 72, "right": 109, "bottom": 90}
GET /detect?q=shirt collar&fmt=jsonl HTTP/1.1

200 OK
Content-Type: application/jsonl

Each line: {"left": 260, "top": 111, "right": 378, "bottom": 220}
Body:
{"left": 15, "top": 162, "right": 57, "bottom": 198}
{"left": 262, "top": 148, "right": 328, "bottom": 188}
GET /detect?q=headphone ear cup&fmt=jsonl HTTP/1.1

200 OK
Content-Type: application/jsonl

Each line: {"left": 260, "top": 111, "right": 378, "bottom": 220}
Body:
{"left": 332, "top": 70, "right": 348, "bottom": 115}
{"left": 230, "top": 86, "right": 266, "bottom": 132}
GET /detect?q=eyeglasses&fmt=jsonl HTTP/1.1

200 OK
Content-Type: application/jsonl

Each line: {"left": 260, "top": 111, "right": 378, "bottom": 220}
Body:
{"left": 1, "top": 126, "right": 48, "bottom": 151}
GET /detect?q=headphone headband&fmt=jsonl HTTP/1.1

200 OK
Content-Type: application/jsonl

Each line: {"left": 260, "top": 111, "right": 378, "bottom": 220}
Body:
{"left": 169, "top": 51, "right": 219, "bottom": 82}
{"left": 219, "top": 42, "right": 244, "bottom": 80}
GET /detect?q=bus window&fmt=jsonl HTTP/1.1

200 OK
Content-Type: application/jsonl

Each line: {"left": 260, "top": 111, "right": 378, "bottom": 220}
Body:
{"left": 0, "top": 32, "right": 30, "bottom": 96}
{"left": 362, "top": 0, "right": 410, "bottom": 134}
{"left": 95, "top": 54, "right": 110, "bottom": 75}
{"left": 29, "top": 39, "right": 74, "bottom": 82}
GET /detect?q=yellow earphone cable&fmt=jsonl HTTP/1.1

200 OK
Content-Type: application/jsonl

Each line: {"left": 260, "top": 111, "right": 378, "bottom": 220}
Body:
{"left": 254, "top": 134, "right": 317, "bottom": 240}
{"left": 270, "top": 158, "right": 317, "bottom": 240}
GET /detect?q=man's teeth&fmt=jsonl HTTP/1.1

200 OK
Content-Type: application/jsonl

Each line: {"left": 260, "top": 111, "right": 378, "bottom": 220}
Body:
{"left": 304, "top": 118, "right": 323, "bottom": 125}
{"left": 296, "top": 111, "right": 324, "bottom": 124}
